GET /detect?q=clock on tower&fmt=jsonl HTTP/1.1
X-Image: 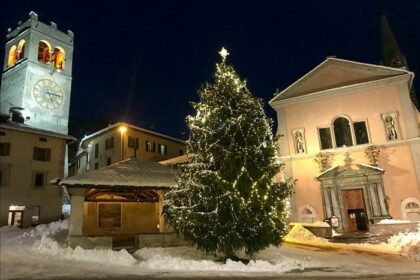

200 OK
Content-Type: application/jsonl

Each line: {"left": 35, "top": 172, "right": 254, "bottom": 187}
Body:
{"left": 0, "top": 11, "right": 74, "bottom": 135}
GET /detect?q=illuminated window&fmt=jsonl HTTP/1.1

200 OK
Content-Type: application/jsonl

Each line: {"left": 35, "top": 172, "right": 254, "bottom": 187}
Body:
{"left": 38, "top": 40, "right": 51, "bottom": 63}
{"left": 333, "top": 117, "right": 353, "bottom": 147}
{"left": 7, "top": 45, "right": 17, "bottom": 67}
{"left": 158, "top": 144, "right": 167, "bottom": 155}
{"left": 31, "top": 206, "right": 40, "bottom": 226}
{"left": 95, "top": 143, "right": 99, "bottom": 158}
{"left": 16, "top": 39, "right": 25, "bottom": 60}
{"left": 52, "top": 47, "right": 65, "bottom": 69}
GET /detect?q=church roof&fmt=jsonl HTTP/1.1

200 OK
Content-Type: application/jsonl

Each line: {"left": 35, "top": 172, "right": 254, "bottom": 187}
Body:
{"left": 269, "top": 57, "right": 413, "bottom": 104}
{"left": 58, "top": 158, "right": 177, "bottom": 189}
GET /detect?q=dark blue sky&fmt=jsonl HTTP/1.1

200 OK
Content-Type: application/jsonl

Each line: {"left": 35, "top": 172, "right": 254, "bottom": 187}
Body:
{"left": 1, "top": 1, "right": 419, "bottom": 138}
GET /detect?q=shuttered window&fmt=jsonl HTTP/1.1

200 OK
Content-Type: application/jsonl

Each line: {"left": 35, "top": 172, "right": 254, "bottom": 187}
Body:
{"left": 33, "top": 147, "right": 51, "bottom": 161}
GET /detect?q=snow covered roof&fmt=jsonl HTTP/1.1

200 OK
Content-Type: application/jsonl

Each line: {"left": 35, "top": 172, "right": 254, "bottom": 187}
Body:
{"left": 80, "top": 122, "right": 185, "bottom": 147}
{"left": 160, "top": 154, "right": 190, "bottom": 165}
{"left": 59, "top": 158, "right": 177, "bottom": 189}
{"left": 0, "top": 120, "right": 76, "bottom": 142}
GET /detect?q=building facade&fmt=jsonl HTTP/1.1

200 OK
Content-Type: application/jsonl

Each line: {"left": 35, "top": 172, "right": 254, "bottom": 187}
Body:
{"left": 0, "top": 114, "right": 75, "bottom": 227}
{"left": 270, "top": 57, "right": 420, "bottom": 232}
{"left": 1, "top": 11, "right": 74, "bottom": 135}
{"left": 72, "top": 122, "right": 186, "bottom": 175}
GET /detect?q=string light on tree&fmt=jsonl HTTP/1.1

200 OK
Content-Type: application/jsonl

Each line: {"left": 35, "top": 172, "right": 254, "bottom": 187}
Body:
{"left": 163, "top": 48, "right": 293, "bottom": 261}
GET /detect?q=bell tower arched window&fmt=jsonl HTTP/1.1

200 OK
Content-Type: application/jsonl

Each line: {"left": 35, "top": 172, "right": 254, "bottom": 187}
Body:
{"left": 7, "top": 45, "right": 17, "bottom": 67}
{"left": 38, "top": 40, "right": 51, "bottom": 63}
{"left": 333, "top": 117, "right": 353, "bottom": 147}
{"left": 16, "top": 40, "right": 25, "bottom": 60}
{"left": 52, "top": 47, "right": 65, "bottom": 69}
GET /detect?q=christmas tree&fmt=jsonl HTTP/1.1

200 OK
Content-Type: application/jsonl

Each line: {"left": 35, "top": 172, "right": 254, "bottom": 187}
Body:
{"left": 163, "top": 48, "right": 293, "bottom": 260}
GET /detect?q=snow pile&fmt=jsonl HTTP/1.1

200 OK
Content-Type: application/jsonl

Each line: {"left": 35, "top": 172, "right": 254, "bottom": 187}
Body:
{"left": 387, "top": 228, "right": 420, "bottom": 248}
{"left": 21, "top": 219, "right": 137, "bottom": 266}
{"left": 378, "top": 219, "right": 412, "bottom": 224}
{"left": 135, "top": 246, "right": 310, "bottom": 272}
{"left": 285, "top": 224, "right": 328, "bottom": 242}
{"left": 24, "top": 219, "right": 69, "bottom": 239}
{"left": 311, "top": 221, "right": 330, "bottom": 227}
{"left": 34, "top": 236, "right": 137, "bottom": 266}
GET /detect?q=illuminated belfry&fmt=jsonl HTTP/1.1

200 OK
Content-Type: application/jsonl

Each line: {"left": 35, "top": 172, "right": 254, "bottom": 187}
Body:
{"left": 380, "top": 14, "right": 419, "bottom": 110}
{"left": 0, "top": 11, "right": 74, "bottom": 134}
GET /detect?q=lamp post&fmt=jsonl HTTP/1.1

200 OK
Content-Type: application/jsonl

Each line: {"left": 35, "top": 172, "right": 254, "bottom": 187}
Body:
{"left": 119, "top": 126, "right": 127, "bottom": 161}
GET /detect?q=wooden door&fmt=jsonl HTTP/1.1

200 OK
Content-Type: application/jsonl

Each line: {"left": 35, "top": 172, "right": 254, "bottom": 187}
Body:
{"left": 342, "top": 189, "right": 366, "bottom": 232}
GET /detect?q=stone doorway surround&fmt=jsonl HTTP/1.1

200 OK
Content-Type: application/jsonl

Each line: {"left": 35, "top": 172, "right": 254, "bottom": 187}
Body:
{"left": 317, "top": 154, "right": 391, "bottom": 232}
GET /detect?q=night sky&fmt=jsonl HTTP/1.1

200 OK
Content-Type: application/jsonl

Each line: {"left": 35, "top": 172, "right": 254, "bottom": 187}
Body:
{"left": 1, "top": 1, "right": 420, "bottom": 139}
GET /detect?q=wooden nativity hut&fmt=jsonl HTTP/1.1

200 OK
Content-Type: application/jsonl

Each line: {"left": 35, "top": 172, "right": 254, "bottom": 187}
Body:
{"left": 56, "top": 158, "right": 182, "bottom": 250}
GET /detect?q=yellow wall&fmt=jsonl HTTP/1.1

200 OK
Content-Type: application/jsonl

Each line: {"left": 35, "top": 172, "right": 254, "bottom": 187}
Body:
{"left": 83, "top": 201, "right": 160, "bottom": 236}
{"left": 0, "top": 127, "right": 66, "bottom": 227}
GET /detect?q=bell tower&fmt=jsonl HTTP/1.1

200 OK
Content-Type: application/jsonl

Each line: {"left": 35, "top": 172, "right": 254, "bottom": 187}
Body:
{"left": 0, "top": 11, "right": 74, "bottom": 134}
{"left": 380, "top": 14, "right": 419, "bottom": 110}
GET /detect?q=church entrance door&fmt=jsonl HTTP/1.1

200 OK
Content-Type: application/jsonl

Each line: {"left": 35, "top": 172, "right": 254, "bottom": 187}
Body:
{"left": 342, "top": 189, "right": 368, "bottom": 232}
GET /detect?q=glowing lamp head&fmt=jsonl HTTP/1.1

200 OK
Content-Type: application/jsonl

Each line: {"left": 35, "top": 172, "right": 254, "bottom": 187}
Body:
{"left": 119, "top": 126, "right": 127, "bottom": 133}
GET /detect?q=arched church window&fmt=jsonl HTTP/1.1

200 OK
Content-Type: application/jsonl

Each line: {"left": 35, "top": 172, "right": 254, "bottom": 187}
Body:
{"left": 7, "top": 45, "right": 17, "bottom": 67}
{"left": 16, "top": 40, "right": 25, "bottom": 60}
{"left": 401, "top": 198, "right": 420, "bottom": 222}
{"left": 38, "top": 41, "right": 51, "bottom": 63}
{"left": 333, "top": 117, "right": 353, "bottom": 147}
{"left": 52, "top": 47, "right": 65, "bottom": 69}
{"left": 406, "top": 202, "right": 419, "bottom": 209}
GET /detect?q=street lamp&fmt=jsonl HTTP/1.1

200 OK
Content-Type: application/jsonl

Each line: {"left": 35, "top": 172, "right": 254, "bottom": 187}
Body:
{"left": 119, "top": 126, "right": 127, "bottom": 161}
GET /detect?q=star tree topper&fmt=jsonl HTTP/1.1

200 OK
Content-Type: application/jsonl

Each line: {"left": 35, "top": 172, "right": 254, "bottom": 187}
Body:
{"left": 219, "top": 47, "right": 229, "bottom": 62}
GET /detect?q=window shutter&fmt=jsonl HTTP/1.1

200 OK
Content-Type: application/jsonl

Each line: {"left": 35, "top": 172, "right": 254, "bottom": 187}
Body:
{"left": 164, "top": 145, "right": 167, "bottom": 155}
{"left": 33, "top": 147, "right": 38, "bottom": 159}
{"left": 5, "top": 143, "right": 10, "bottom": 155}
{"left": 46, "top": 149, "right": 51, "bottom": 161}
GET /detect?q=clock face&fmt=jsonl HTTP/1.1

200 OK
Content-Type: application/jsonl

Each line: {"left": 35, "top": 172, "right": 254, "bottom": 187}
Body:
{"left": 33, "top": 79, "right": 64, "bottom": 109}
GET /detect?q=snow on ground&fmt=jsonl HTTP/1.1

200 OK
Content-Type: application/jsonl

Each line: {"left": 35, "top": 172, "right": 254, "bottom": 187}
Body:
{"left": 135, "top": 246, "right": 310, "bottom": 272}
{"left": 378, "top": 218, "right": 413, "bottom": 224}
{"left": 286, "top": 221, "right": 420, "bottom": 257}
{"left": 0, "top": 220, "right": 319, "bottom": 279}
{"left": 388, "top": 230, "right": 420, "bottom": 248}
{"left": 1, "top": 220, "right": 419, "bottom": 279}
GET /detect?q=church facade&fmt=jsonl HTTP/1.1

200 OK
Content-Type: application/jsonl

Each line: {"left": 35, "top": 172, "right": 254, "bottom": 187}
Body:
{"left": 270, "top": 57, "right": 420, "bottom": 232}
